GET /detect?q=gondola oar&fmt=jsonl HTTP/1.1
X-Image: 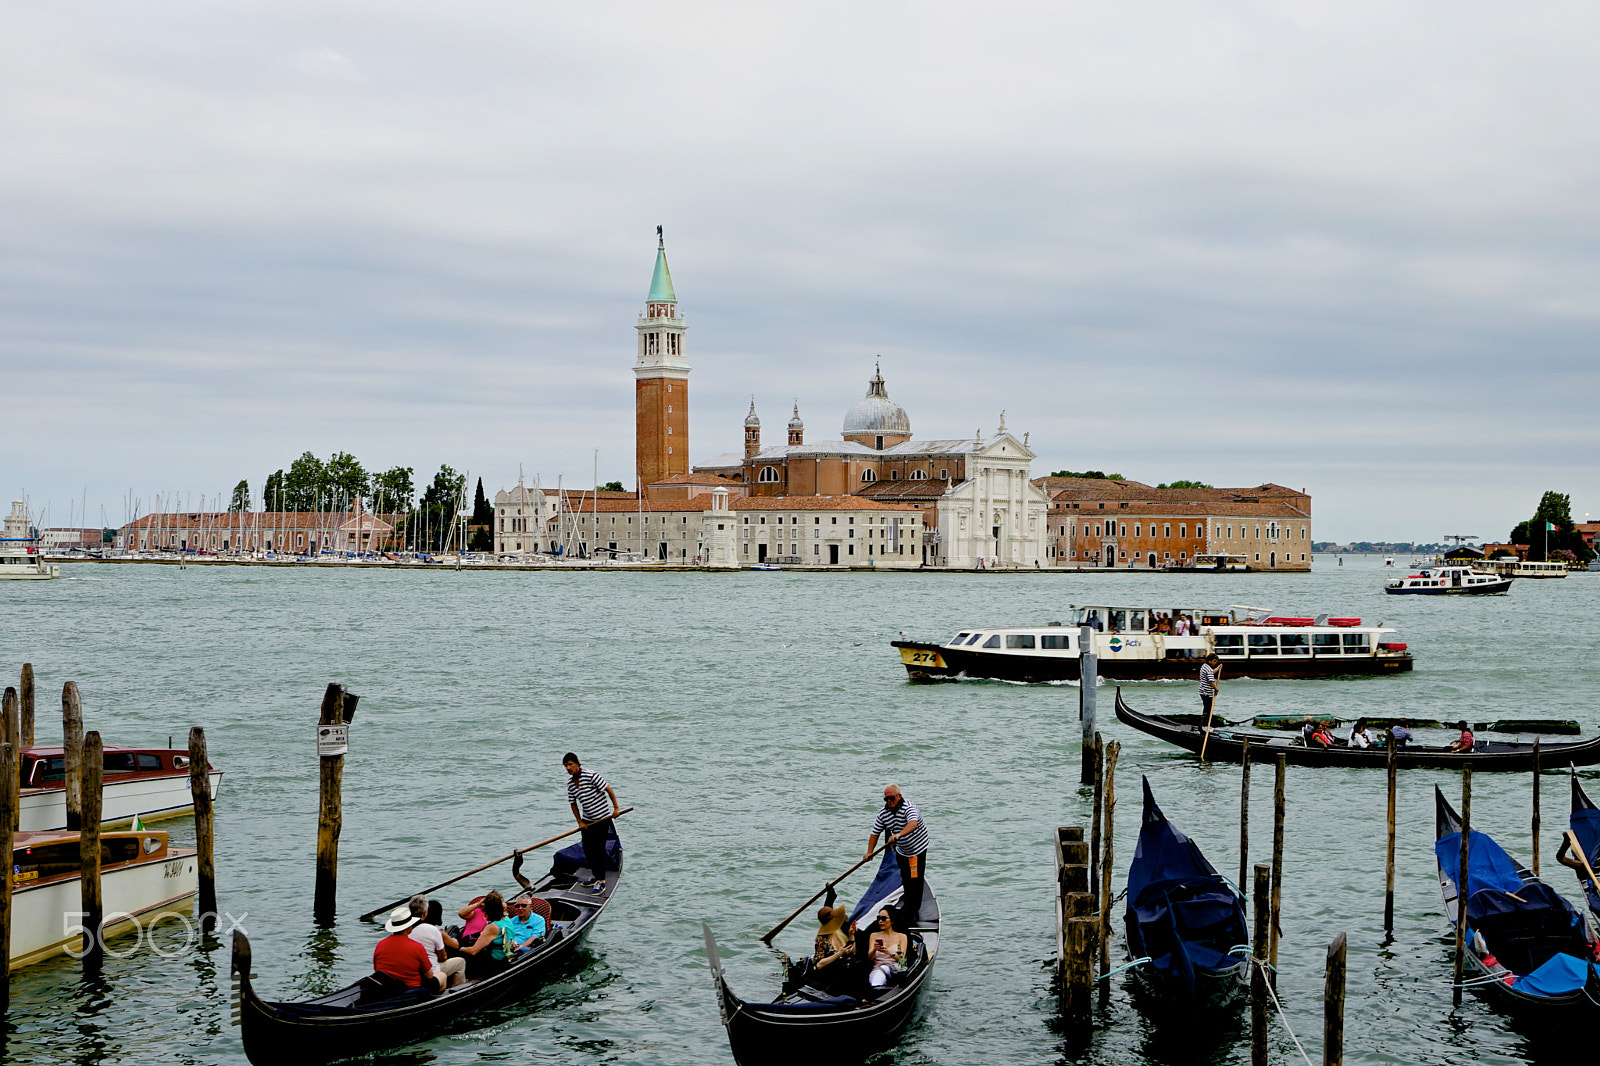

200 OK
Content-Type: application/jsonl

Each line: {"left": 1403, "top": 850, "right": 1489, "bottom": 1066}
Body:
{"left": 758, "top": 842, "right": 888, "bottom": 945}
{"left": 1565, "top": 830, "right": 1600, "bottom": 896}
{"left": 1199, "top": 689, "right": 1219, "bottom": 763}
{"left": 357, "top": 807, "right": 635, "bottom": 922}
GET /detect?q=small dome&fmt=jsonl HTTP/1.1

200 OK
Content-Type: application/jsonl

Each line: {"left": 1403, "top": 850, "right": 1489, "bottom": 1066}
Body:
{"left": 744, "top": 399, "right": 760, "bottom": 427}
{"left": 842, "top": 369, "right": 910, "bottom": 438}
{"left": 788, "top": 402, "right": 804, "bottom": 430}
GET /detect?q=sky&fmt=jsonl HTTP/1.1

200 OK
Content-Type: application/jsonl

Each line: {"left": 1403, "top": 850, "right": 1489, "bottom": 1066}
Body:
{"left": 6, "top": 2, "right": 1600, "bottom": 542}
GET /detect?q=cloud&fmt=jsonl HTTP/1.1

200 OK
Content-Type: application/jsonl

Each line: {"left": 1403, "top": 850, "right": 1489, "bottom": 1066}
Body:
{"left": 3, "top": 2, "right": 1598, "bottom": 539}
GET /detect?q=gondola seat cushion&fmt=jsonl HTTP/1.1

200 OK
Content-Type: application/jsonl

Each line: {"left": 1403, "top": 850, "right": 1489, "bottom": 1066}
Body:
{"left": 1510, "top": 952, "right": 1596, "bottom": 997}
{"left": 1466, "top": 883, "right": 1588, "bottom": 976}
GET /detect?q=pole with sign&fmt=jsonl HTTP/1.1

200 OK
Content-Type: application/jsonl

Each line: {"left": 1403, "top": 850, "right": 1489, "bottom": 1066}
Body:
{"left": 314, "top": 684, "right": 358, "bottom": 926}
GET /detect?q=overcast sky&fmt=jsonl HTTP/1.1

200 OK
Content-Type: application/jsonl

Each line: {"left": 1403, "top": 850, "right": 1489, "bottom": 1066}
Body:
{"left": 7, "top": 2, "right": 1600, "bottom": 541}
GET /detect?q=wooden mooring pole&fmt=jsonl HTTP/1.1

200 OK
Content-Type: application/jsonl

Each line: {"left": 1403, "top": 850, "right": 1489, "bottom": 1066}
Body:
{"left": 80, "top": 731, "right": 104, "bottom": 966}
{"left": 1251, "top": 863, "right": 1270, "bottom": 1066}
{"left": 62, "top": 682, "right": 84, "bottom": 831}
{"left": 314, "top": 684, "right": 357, "bottom": 926}
{"left": 19, "top": 663, "right": 34, "bottom": 746}
{"left": 1384, "top": 741, "right": 1397, "bottom": 937}
{"left": 1270, "top": 754, "right": 1285, "bottom": 984}
{"left": 2, "top": 689, "right": 17, "bottom": 831}
{"left": 1239, "top": 736, "right": 1251, "bottom": 893}
{"left": 0, "top": 741, "right": 13, "bottom": 1007}
{"left": 190, "top": 727, "right": 216, "bottom": 932}
{"left": 1089, "top": 732, "right": 1104, "bottom": 907}
{"left": 1056, "top": 825, "right": 1095, "bottom": 1035}
{"left": 1078, "top": 627, "right": 1097, "bottom": 786}
{"left": 1324, "top": 931, "right": 1347, "bottom": 1066}
{"left": 1453, "top": 768, "right": 1471, "bottom": 1007}
{"left": 1531, "top": 738, "right": 1542, "bottom": 878}
{"left": 1099, "top": 740, "right": 1120, "bottom": 981}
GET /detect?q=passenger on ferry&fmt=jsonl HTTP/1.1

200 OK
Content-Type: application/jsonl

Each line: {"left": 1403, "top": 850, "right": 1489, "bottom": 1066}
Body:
{"left": 1348, "top": 720, "right": 1374, "bottom": 749}
{"left": 1447, "top": 721, "right": 1475, "bottom": 753}
{"left": 865, "top": 909, "right": 908, "bottom": 989}
{"left": 407, "top": 896, "right": 467, "bottom": 988}
{"left": 458, "top": 891, "right": 516, "bottom": 979}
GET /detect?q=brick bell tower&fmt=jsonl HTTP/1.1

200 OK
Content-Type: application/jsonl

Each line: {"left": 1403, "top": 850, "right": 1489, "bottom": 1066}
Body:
{"left": 635, "top": 227, "right": 689, "bottom": 490}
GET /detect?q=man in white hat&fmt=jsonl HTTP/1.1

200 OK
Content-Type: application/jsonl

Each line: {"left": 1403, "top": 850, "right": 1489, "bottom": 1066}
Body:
{"left": 375, "top": 905, "right": 441, "bottom": 993}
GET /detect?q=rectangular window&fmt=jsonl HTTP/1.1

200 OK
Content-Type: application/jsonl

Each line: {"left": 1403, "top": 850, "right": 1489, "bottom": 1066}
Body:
{"left": 1163, "top": 524, "right": 1170, "bottom": 538}
{"left": 1040, "top": 634, "right": 1071, "bottom": 650}
{"left": 1312, "top": 633, "right": 1341, "bottom": 653}
{"left": 1279, "top": 633, "right": 1309, "bottom": 656}
{"left": 1247, "top": 634, "right": 1279, "bottom": 656}
{"left": 1214, "top": 634, "right": 1245, "bottom": 656}
{"left": 1006, "top": 635, "right": 1036, "bottom": 649}
{"left": 1342, "top": 633, "right": 1371, "bottom": 655}
{"left": 1134, "top": 523, "right": 1141, "bottom": 537}
{"left": 1179, "top": 524, "right": 1187, "bottom": 538}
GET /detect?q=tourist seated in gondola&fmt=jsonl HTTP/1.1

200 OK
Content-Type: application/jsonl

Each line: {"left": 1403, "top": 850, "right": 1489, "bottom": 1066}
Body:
{"left": 865, "top": 909, "right": 908, "bottom": 989}
{"left": 371, "top": 906, "right": 445, "bottom": 998}
{"left": 406, "top": 896, "right": 467, "bottom": 989}
{"left": 1389, "top": 724, "right": 1413, "bottom": 749}
{"left": 1301, "top": 722, "right": 1336, "bottom": 748}
{"left": 782, "top": 891, "right": 858, "bottom": 993}
{"left": 502, "top": 895, "right": 548, "bottom": 955}
{"left": 1348, "top": 719, "right": 1374, "bottom": 749}
{"left": 1447, "top": 721, "right": 1475, "bottom": 753}
{"left": 457, "top": 891, "right": 516, "bottom": 980}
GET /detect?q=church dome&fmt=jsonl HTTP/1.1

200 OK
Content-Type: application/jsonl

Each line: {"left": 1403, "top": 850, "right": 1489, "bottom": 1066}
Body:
{"left": 744, "top": 399, "right": 760, "bottom": 427}
{"left": 841, "top": 369, "right": 910, "bottom": 437}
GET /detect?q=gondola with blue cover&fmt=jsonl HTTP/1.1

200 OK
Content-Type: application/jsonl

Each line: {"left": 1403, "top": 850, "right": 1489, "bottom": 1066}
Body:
{"left": 1568, "top": 776, "right": 1600, "bottom": 916}
{"left": 1123, "top": 777, "right": 1250, "bottom": 1008}
{"left": 703, "top": 848, "right": 940, "bottom": 1065}
{"left": 1434, "top": 786, "right": 1600, "bottom": 1015}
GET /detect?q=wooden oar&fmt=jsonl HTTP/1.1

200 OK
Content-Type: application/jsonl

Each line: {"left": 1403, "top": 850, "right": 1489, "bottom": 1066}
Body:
{"left": 1200, "top": 690, "right": 1220, "bottom": 763}
{"left": 357, "top": 807, "right": 634, "bottom": 922}
{"left": 1566, "top": 830, "right": 1600, "bottom": 898}
{"left": 759, "top": 843, "right": 888, "bottom": 945}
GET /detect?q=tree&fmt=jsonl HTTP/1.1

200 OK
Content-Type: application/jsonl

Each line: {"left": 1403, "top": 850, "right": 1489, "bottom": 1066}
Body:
{"left": 1509, "top": 490, "right": 1591, "bottom": 561}
{"left": 283, "top": 452, "right": 326, "bottom": 512}
{"left": 1049, "top": 470, "right": 1125, "bottom": 481}
{"left": 598, "top": 480, "right": 625, "bottom": 492}
{"left": 419, "top": 465, "right": 467, "bottom": 552}
{"left": 371, "top": 466, "right": 415, "bottom": 514}
{"left": 324, "top": 452, "right": 370, "bottom": 507}
{"left": 229, "top": 480, "right": 251, "bottom": 512}
{"left": 263, "top": 470, "right": 285, "bottom": 512}
{"left": 472, "top": 477, "right": 493, "bottom": 526}
{"left": 1158, "top": 480, "right": 1213, "bottom": 490}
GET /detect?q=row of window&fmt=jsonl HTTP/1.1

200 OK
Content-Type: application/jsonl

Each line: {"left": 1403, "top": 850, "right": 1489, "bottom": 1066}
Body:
{"left": 1214, "top": 633, "right": 1370, "bottom": 656}
{"left": 758, "top": 467, "right": 953, "bottom": 483}
{"left": 1054, "top": 522, "right": 1311, "bottom": 541}
{"left": 952, "top": 632, "right": 1076, "bottom": 650}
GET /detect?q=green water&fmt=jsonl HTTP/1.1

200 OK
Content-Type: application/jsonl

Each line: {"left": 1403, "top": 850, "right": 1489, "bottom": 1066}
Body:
{"left": 2, "top": 556, "right": 1595, "bottom": 1064}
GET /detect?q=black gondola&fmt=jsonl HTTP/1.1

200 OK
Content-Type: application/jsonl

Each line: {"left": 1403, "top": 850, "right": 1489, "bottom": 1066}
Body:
{"left": 1568, "top": 777, "right": 1600, "bottom": 915}
{"left": 233, "top": 829, "right": 622, "bottom": 1065}
{"left": 1124, "top": 778, "right": 1250, "bottom": 1009}
{"left": 1433, "top": 787, "right": 1600, "bottom": 1015}
{"left": 1114, "top": 689, "right": 1600, "bottom": 771}
{"left": 703, "top": 850, "right": 941, "bottom": 1065}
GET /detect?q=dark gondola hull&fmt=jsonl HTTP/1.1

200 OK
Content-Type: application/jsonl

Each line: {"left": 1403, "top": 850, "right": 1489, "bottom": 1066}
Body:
{"left": 235, "top": 844, "right": 621, "bottom": 1065}
{"left": 893, "top": 641, "right": 1412, "bottom": 683}
{"left": 1115, "top": 690, "right": 1600, "bottom": 771}
{"left": 1568, "top": 778, "right": 1600, "bottom": 915}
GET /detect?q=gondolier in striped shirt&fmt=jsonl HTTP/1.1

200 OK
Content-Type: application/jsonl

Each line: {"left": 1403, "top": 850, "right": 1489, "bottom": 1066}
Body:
{"left": 1199, "top": 654, "right": 1220, "bottom": 725}
{"left": 564, "top": 753, "right": 620, "bottom": 895}
{"left": 864, "top": 784, "right": 930, "bottom": 923}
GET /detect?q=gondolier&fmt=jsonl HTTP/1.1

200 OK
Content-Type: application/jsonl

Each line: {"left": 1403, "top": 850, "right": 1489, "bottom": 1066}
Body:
{"left": 1199, "top": 654, "right": 1220, "bottom": 724}
{"left": 564, "top": 753, "right": 620, "bottom": 895}
{"left": 865, "top": 784, "right": 929, "bottom": 921}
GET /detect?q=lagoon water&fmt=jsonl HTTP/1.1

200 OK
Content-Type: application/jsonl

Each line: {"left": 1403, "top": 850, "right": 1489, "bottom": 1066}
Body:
{"left": 2, "top": 555, "right": 1596, "bottom": 1065}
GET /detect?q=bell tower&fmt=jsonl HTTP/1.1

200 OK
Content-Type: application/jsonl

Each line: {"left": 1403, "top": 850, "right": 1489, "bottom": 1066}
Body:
{"left": 744, "top": 399, "right": 761, "bottom": 459}
{"left": 635, "top": 227, "right": 690, "bottom": 489}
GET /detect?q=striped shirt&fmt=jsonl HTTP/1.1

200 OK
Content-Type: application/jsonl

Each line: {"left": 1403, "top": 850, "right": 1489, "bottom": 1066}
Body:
{"left": 1199, "top": 663, "right": 1217, "bottom": 697}
{"left": 567, "top": 769, "right": 613, "bottom": 821}
{"left": 872, "top": 799, "right": 929, "bottom": 856}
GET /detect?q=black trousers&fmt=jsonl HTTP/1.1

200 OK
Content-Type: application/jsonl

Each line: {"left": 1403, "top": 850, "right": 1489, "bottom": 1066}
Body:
{"left": 1200, "top": 693, "right": 1215, "bottom": 721}
{"left": 580, "top": 822, "right": 611, "bottom": 880}
{"left": 896, "top": 850, "right": 928, "bottom": 923}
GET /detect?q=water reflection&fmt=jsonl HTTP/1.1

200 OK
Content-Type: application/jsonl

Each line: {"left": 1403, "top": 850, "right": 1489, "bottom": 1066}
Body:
{"left": 292, "top": 925, "right": 344, "bottom": 996}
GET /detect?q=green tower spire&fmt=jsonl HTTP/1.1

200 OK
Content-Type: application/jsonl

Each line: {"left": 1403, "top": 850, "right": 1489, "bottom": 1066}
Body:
{"left": 648, "top": 225, "right": 676, "bottom": 303}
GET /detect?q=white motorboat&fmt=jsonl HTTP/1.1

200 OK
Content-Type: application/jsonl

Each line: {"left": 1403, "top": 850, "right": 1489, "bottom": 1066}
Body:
{"left": 0, "top": 500, "right": 59, "bottom": 579}
{"left": 21, "top": 743, "right": 223, "bottom": 831}
{"left": 10, "top": 827, "right": 197, "bottom": 969}
{"left": 1384, "top": 565, "right": 1512, "bottom": 595}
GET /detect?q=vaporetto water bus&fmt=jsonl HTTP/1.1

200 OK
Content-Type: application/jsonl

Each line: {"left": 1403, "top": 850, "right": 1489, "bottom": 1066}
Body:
{"left": 891, "top": 605, "right": 1413, "bottom": 682}
{"left": 1383, "top": 565, "right": 1513, "bottom": 596}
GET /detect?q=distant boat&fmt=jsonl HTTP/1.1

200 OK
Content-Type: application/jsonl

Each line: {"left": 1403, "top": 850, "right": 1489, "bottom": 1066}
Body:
{"left": 1, "top": 500, "right": 59, "bottom": 579}
{"left": 1384, "top": 566, "right": 1512, "bottom": 595}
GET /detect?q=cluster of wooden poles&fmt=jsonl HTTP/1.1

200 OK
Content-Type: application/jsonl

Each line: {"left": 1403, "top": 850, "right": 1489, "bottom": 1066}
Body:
{"left": 0, "top": 663, "right": 216, "bottom": 1007}
{"left": 1057, "top": 733, "right": 1348, "bottom": 1065}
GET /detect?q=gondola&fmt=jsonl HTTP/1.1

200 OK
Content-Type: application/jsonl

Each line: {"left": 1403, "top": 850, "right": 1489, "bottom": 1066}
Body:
{"left": 1434, "top": 787, "right": 1600, "bottom": 1015}
{"left": 1124, "top": 778, "right": 1250, "bottom": 1009}
{"left": 1114, "top": 689, "right": 1600, "bottom": 770}
{"left": 233, "top": 828, "right": 622, "bottom": 1065}
{"left": 1568, "top": 777, "right": 1600, "bottom": 915}
{"left": 703, "top": 849, "right": 941, "bottom": 1065}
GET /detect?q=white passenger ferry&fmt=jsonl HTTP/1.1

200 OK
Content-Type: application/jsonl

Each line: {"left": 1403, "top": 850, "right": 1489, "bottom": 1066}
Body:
{"left": 0, "top": 499, "right": 59, "bottom": 580}
{"left": 891, "top": 605, "right": 1413, "bottom": 682}
{"left": 1383, "top": 565, "right": 1512, "bottom": 595}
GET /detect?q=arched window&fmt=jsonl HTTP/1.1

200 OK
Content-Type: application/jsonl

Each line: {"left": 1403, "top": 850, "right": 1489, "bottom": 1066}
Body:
{"left": 860, "top": 469, "right": 877, "bottom": 483}
{"left": 758, "top": 466, "right": 781, "bottom": 483}
{"left": 911, "top": 470, "right": 927, "bottom": 480}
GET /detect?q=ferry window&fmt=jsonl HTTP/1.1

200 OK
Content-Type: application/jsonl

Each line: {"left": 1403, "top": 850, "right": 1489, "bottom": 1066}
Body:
{"left": 41, "top": 756, "right": 65, "bottom": 782}
{"left": 1109, "top": 609, "right": 1127, "bottom": 631}
{"left": 1041, "top": 634, "right": 1071, "bottom": 650}
{"left": 1312, "top": 633, "right": 1341, "bottom": 651}
{"left": 1246, "top": 634, "right": 1279, "bottom": 655}
{"left": 1342, "top": 634, "right": 1371, "bottom": 654}
{"left": 1006, "top": 635, "right": 1036, "bottom": 649}
{"left": 1214, "top": 634, "right": 1245, "bottom": 655}
{"left": 1279, "top": 633, "right": 1309, "bottom": 655}
{"left": 982, "top": 635, "right": 1002, "bottom": 648}
{"left": 966, "top": 633, "right": 985, "bottom": 645}
{"left": 1128, "top": 611, "right": 1146, "bottom": 631}
{"left": 137, "top": 754, "right": 162, "bottom": 771}
{"left": 951, "top": 632, "right": 971, "bottom": 644}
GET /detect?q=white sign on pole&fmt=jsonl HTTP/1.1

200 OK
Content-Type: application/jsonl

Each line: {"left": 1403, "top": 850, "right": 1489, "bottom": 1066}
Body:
{"left": 317, "top": 724, "right": 349, "bottom": 757}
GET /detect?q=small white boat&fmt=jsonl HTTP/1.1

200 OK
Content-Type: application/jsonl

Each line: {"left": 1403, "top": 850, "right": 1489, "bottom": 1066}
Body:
{"left": 0, "top": 500, "right": 60, "bottom": 580}
{"left": 10, "top": 827, "right": 197, "bottom": 969}
{"left": 21, "top": 744, "right": 222, "bottom": 831}
{"left": 1384, "top": 565, "right": 1512, "bottom": 595}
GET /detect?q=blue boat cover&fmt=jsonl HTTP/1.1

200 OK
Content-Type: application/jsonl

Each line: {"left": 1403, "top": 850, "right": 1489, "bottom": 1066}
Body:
{"left": 849, "top": 849, "right": 903, "bottom": 927}
{"left": 551, "top": 826, "right": 622, "bottom": 878}
{"left": 1435, "top": 831, "right": 1523, "bottom": 898}
{"left": 1570, "top": 805, "right": 1600, "bottom": 910}
{"left": 1512, "top": 952, "right": 1592, "bottom": 997}
{"left": 1123, "top": 778, "right": 1249, "bottom": 1005}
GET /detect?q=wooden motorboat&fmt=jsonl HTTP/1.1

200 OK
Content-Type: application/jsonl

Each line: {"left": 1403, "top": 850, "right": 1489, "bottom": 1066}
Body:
{"left": 703, "top": 850, "right": 941, "bottom": 1065}
{"left": 10, "top": 827, "right": 197, "bottom": 969}
{"left": 1124, "top": 778, "right": 1250, "bottom": 1009}
{"left": 1114, "top": 689, "right": 1600, "bottom": 770}
{"left": 234, "top": 829, "right": 621, "bottom": 1065}
{"left": 19, "top": 743, "right": 222, "bottom": 832}
{"left": 1434, "top": 786, "right": 1600, "bottom": 1015}
{"left": 1384, "top": 565, "right": 1512, "bottom": 595}
{"left": 892, "top": 604, "right": 1412, "bottom": 682}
